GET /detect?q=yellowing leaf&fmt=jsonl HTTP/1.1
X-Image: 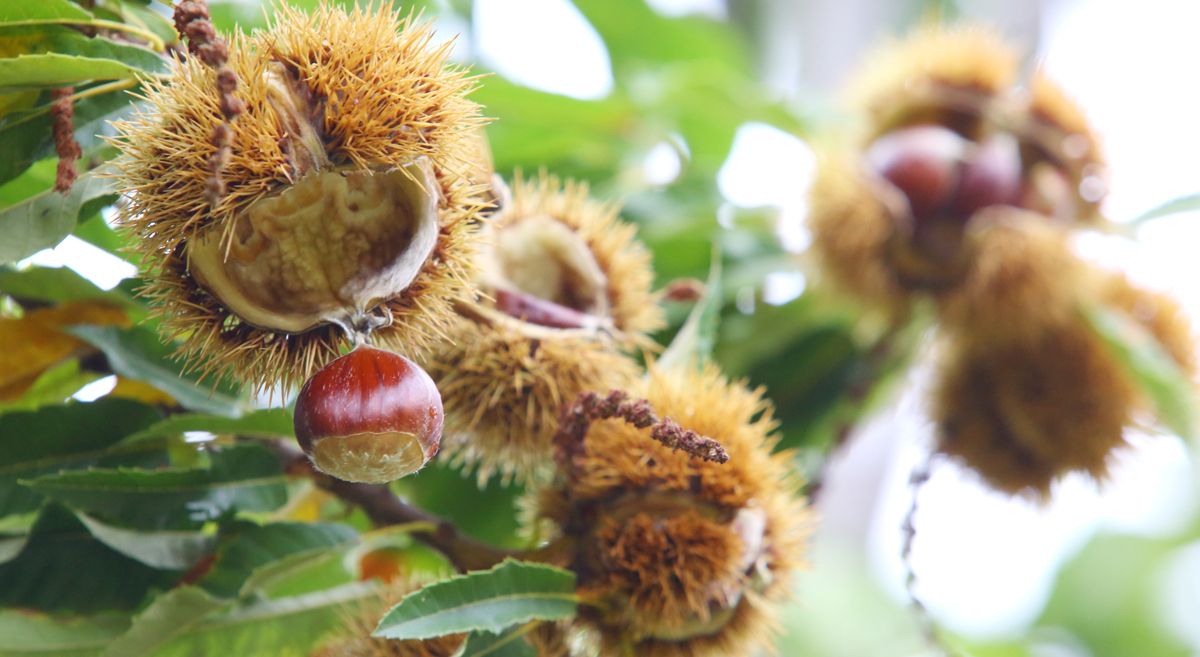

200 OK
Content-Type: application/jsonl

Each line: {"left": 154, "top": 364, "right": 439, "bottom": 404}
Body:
{"left": 110, "top": 376, "right": 177, "bottom": 407}
{"left": 273, "top": 483, "right": 331, "bottom": 524}
{"left": 0, "top": 300, "right": 128, "bottom": 396}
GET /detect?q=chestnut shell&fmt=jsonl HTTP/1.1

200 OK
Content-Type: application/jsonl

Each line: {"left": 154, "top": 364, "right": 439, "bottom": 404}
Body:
{"left": 294, "top": 345, "right": 443, "bottom": 483}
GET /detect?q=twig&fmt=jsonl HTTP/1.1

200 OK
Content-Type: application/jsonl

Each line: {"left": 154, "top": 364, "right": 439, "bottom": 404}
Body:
{"left": 554, "top": 389, "right": 729, "bottom": 471}
{"left": 50, "top": 87, "right": 81, "bottom": 194}
{"left": 273, "top": 442, "right": 517, "bottom": 572}
{"left": 807, "top": 325, "right": 908, "bottom": 502}
{"left": 172, "top": 0, "right": 243, "bottom": 208}
{"left": 901, "top": 450, "right": 957, "bottom": 656}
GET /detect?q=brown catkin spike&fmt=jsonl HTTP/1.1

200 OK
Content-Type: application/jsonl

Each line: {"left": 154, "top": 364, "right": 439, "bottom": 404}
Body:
{"left": 172, "top": 0, "right": 240, "bottom": 207}
{"left": 554, "top": 389, "right": 730, "bottom": 469}
{"left": 50, "top": 87, "right": 80, "bottom": 194}
{"left": 662, "top": 278, "right": 705, "bottom": 302}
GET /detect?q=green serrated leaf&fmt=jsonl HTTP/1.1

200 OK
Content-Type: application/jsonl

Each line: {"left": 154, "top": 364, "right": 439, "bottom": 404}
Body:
{"left": 102, "top": 522, "right": 359, "bottom": 657}
{"left": 1084, "top": 304, "right": 1197, "bottom": 440}
{"left": 76, "top": 511, "right": 215, "bottom": 570}
{"left": 373, "top": 559, "right": 577, "bottom": 640}
{"left": 152, "top": 581, "right": 377, "bottom": 657}
{"left": 22, "top": 444, "right": 289, "bottom": 530}
{"left": 0, "top": 166, "right": 116, "bottom": 266}
{"left": 0, "top": 609, "right": 129, "bottom": 657}
{"left": 114, "top": 2, "right": 179, "bottom": 47}
{"left": 463, "top": 627, "right": 537, "bottom": 657}
{"left": 0, "top": 0, "right": 92, "bottom": 23}
{"left": 123, "top": 408, "right": 295, "bottom": 444}
{"left": 571, "top": 0, "right": 750, "bottom": 72}
{"left": 0, "top": 26, "right": 165, "bottom": 88}
{"left": 198, "top": 521, "right": 359, "bottom": 598}
{"left": 100, "top": 586, "right": 227, "bottom": 657}
{"left": 0, "top": 84, "right": 138, "bottom": 188}
{"left": 0, "top": 511, "right": 36, "bottom": 564}
{"left": 0, "top": 397, "right": 164, "bottom": 518}
{"left": 1131, "top": 192, "right": 1200, "bottom": 226}
{"left": 474, "top": 76, "right": 635, "bottom": 179}
{"left": 658, "top": 246, "right": 721, "bottom": 371}
{"left": 217, "top": 522, "right": 357, "bottom": 599}
{"left": 0, "top": 504, "right": 181, "bottom": 613}
{"left": 66, "top": 324, "right": 246, "bottom": 417}
{"left": 0, "top": 265, "right": 137, "bottom": 307}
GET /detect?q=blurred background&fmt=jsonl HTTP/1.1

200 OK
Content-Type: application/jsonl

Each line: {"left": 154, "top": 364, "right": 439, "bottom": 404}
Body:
{"left": 20, "top": 0, "right": 1200, "bottom": 654}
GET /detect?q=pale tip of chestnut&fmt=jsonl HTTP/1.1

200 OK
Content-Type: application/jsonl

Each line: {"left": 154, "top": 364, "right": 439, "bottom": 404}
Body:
{"left": 294, "top": 344, "right": 443, "bottom": 484}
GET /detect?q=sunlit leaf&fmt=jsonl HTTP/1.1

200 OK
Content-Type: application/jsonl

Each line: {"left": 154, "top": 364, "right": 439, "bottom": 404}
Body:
{"left": 373, "top": 559, "right": 577, "bottom": 640}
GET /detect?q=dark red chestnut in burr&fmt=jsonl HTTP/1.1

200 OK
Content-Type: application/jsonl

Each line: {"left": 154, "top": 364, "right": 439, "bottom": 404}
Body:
{"left": 865, "top": 124, "right": 966, "bottom": 222}
{"left": 950, "top": 132, "right": 1021, "bottom": 218}
{"left": 294, "top": 345, "right": 443, "bottom": 484}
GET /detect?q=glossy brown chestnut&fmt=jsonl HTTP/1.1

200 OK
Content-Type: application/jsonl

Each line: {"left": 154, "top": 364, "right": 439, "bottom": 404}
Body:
{"left": 294, "top": 345, "right": 443, "bottom": 483}
{"left": 865, "top": 124, "right": 966, "bottom": 222}
{"left": 951, "top": 133, "right": 1022, "bottom": 219}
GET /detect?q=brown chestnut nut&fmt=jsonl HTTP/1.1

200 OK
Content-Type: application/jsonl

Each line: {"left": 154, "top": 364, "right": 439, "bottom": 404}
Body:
{"left": 865, "top": 124, "right": 966, "bottom": 222}
{"left": 951, "top": 133, "right": 1021, "bottom": 219}
{"left": 294, "top": 345, "right": 443, "bottom": 483}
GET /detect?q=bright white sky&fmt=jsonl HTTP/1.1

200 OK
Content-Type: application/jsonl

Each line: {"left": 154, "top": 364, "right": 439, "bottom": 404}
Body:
{"left": 22, "top": 0, "right": 1200, "bottom": 646}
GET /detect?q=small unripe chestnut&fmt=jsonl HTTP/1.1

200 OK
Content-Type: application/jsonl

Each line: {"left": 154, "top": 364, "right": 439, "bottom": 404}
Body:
{"left": 294, "top": 345, "right": 443, "bottom": 484}
{"left": 865, "top": 124, "right": 966, "bottom": 222}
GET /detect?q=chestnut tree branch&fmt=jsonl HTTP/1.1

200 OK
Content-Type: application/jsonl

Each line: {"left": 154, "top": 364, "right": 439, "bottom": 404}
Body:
{"left": 273, "top": 441, "right": 518, "bottom": 572}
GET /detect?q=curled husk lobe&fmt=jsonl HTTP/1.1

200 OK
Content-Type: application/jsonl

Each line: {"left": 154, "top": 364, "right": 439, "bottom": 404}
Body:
{"left": 427, "top": 174, "right": 661, "bottom": 483}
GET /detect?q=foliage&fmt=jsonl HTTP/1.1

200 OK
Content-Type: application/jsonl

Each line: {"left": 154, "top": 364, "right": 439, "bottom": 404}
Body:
{"left": 0, "top": 1, "right": 1196, "bottom": 657}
